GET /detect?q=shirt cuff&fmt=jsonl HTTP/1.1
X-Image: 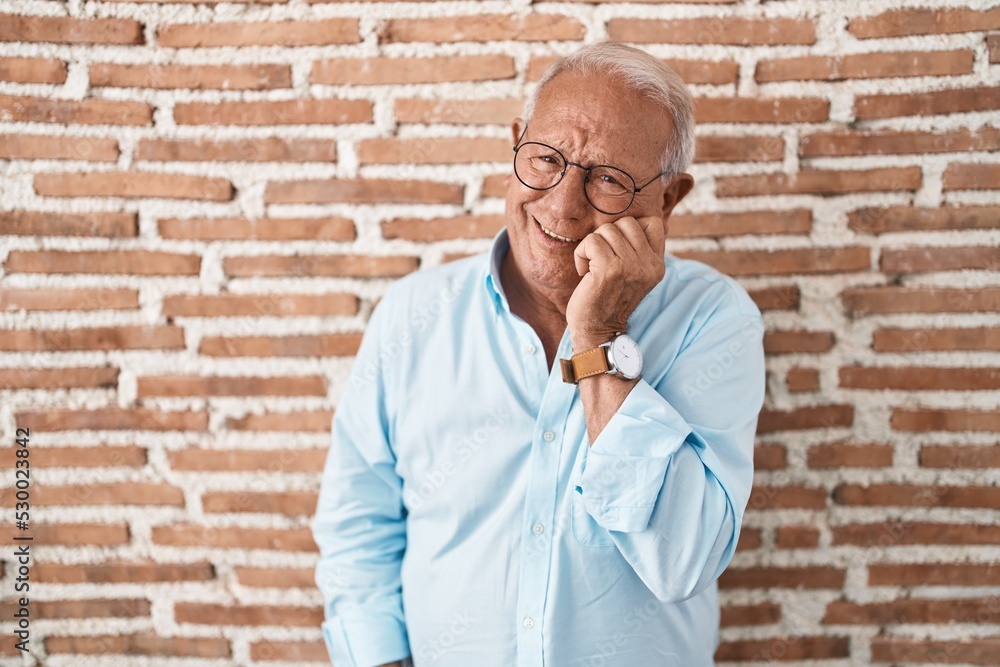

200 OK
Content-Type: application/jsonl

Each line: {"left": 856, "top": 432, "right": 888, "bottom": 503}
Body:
{"left": 576, "top": 378, "right": 691, "bottom": 533}
{"left": 322, "top": 614, "right": 409, "bottom": 667}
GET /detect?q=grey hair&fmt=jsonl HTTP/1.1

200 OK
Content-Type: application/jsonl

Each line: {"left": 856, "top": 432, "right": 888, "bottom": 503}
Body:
{"left": 522, "top": 41, "right": 696, "bottom": 177}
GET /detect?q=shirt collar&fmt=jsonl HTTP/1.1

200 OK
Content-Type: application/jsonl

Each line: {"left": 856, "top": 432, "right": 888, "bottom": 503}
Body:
{"left": 484, "top": 227, "right": 511, "bottom": 318}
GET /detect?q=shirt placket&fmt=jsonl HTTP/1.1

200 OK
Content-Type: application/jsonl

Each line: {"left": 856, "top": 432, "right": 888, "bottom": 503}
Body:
{"left": 514, "top": 329, "right": 575, "bottom": 667}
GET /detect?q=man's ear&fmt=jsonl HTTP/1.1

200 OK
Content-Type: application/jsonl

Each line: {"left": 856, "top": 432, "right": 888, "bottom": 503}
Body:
{"left": 511, "top": 118, "right": 525, "bottom": 146}
{"left": 660, "top": 173, "right": 695, "bottom": 233}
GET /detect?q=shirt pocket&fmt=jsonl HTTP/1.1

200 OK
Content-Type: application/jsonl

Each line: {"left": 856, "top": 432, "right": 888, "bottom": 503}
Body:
{"left": 571, "top": 490, "right": 615, "bottom": 548}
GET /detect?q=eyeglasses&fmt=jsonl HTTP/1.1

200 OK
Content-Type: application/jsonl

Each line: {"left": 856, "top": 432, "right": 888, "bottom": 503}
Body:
{"left": 512, "top": 126, "right": 672, "bottom": 216}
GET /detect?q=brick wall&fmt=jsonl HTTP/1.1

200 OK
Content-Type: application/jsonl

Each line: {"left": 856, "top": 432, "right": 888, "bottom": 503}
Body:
{"left": 1, "top": 0, "right": 998, "bottom": 664}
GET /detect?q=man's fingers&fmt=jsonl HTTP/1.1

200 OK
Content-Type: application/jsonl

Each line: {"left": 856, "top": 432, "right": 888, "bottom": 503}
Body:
{"left": 635, "top": 215, "right": 666, "bottom": 256}
{"left": 574, "top": 233, "right": 613, "bottom": 276}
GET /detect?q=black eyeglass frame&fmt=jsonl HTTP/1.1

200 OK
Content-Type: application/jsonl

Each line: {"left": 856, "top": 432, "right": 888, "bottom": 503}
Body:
{"left": 511, "top": 126, "right": 673, "bottom": 216}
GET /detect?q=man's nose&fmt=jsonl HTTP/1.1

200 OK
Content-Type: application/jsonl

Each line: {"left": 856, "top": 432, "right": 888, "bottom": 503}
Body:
{"left": 540, "top": 164, "right": 591, "bottom": 220}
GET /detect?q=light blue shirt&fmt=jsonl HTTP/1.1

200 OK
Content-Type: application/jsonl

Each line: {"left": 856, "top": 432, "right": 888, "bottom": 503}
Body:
{"left": 313, "top": 229, "right": 765, "bottom": 667}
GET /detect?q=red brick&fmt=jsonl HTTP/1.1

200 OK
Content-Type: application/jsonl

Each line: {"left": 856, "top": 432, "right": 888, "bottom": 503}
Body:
{"left": 46, "top": 634, "right": 230, "bottom": 658}
{"left": 35, "top": 561, "right": 213, "bottom": 583}
{"left": 0, "top": 325, "right": 184, "bottom": 351}
{"left": 312, "top": 55, "right": 515, "bottom": 85}
{"left": 20, "top": 483, "right": 184, "bottom": 507}
{"left": 695, "top": 97, "right": 829, "bottom": 123}
{"left": 717, "top": 167, "right": 921, "bottom": 197}
{"left": 764, "top": 330, "right": 834, "bottom": 354}
{"left": 754, "top": 444, "right": 786, "bottom": 470}
{"left": 225, "top": 411, "right": 333, "bottom": 433}
{"left": 383, "top": 214, "right": 504, "bottom": 241}
{"left": 841, "top": 366, "right": 1000, "bottom": 391}
{"left": 748, "top": 285, "right": 799, "bottom": 311}
{"left": 34, "top": 171, "right": 232, "bottom": 200}
{"left": 842, "top": 286, "right": 1000, "bottom": 315}
{"left": 721, "top": 603, "right": 781, "bottom": 628}
{"left": 169, "top": 447, "right": 326, "bottom": 472}
{"left": 758, "top": 405, "right": 853, "bottom": 433}
{"left": 807, "top": 443, "right": 893, "bottom": 469}
{"left": 0, "top": 445, "right": 144, "bottom": 469}
{"left": 152, "top": 524, "right": 316, "bottom": 551}
{"left": 716, "top": 636, "right": 849, "bottom": 662}
{"left": 528, "top": 55, "right": 739, "bottom": 85}
{"left": 747, "top": 485, "right": 827, "bottom": 510}
{"left": 15, "top": 408, "right": 207, "bottom": 431}
{"left": 224, "top": 254, "right": 418, "bottom": 278}
{"left": 163, "top": 293, "right": 357, "bottom": 317}
{"left": 158, "top": 216, "right": 354, "bottom": 241}
{"left": 137, "top": 375, "right": 326, "bottom": 398}
{"left": 358, "top": 137, "right": 510, "bottom": 165}
{"left": 944, "top": 163, "right": 1000, "bottom": 190}
{"left": 32, "top": 522, "right": 130, "bottom": 545}
{"left": 0, "top": 14, "right": 144, "bottom": 44}
{"left": 175, "top": 604, "right": 321, "bottom": 628}
{"left": 834, "top": 484, "right": 1000, "bottom": 509}
{"left": 893, "top": 408, "right": 1000, "bottom": 432}
{"left": 849, "top": 205, "right": 1000, "bottom": 234}
{"left": 990, "top": 34, "right": 1000, "bottom": 63}
{"left": 856, "top": 85, "right": 1000, "bottom": 119}
{"left": 0, "top": 288, "right": 138, "bottom": 311}
{"left": 236, "top": 566, "right": 315, "bottom": 589}
{"left": 881, "top": 247, "right": 1000, "bottom": 273}
{"left": 174, "top": 99, "right": 371, "bottom": 126}
{"left": 0, "top": 134, "right": 119, "bottom": 162}
{"left": 158, "top": 19, "right": 359, "bottom": 47}
{"left": 200, "top": 333, "right": 362, "bottom": 357}
{"left": 396, "top": 97, "right": 524, "bottom": 125}
{"left": 265, "top": 178, "right": 462, "bottom": 205}
{"left": 736, "top": 528, "right": 761, "bottom": 551}
{"left": 920, "top": 445, "right": 1000, "bottom": 469}
{"left": 25, "top": 599, "right": 150, "bottom": 619}
{"left": 379, "top": 14, "right": 584, "bottom": 43}
{"left": 694, "top": 135, "right": 785, "bottom": 163}
{"left": 670, "top": 210, "right": 810, "bottom": 239}
{"left": 872, "top": 637, "right": 1000, "bottom": 666}
{"left": 803, "top": 128, "right": 1000, "bottom": 158}
{"left": 849, "top": 7, "right": 1000, "bottom": 38}
{"left": 0, "top": 367, "right": 118, "bottom": 389}
{"left": 0, "top": 56, "right": 66, "bottom": 83}
{"left": 869, "top": 563, "right": 1000, "bottom": 587}
{"left": 91, "top": 63, "right": 290, "bottom": 90}
{"left": 139, "top": 138, "right": 336, "bottom": 162}
{"left": 0, "top": 94, "right": 152, "bottom": 125}
{"left": 775, "top": 525, "right": 819, "bottom": 549}
{"left": 481, "top": 173, "right": 508, "bottom": 198}
{"left": 1, "top": 210, "right": 133, "bottom": 235}
{"left": 251, "top": 640, "right": 327, "bottom": 662}
{"left": 824, "top": 598, "right": 999, "bottom": 625}
{"left": 786, "top": 368, "right": 819, "bottom": 393}
{"left": 608, "top": 17, "right": 815, "bottom": 45}
{"left": 676, "top": 247, "right": 869, "bottom": 277}
{"left": 6, "top": 250, "right": 200, "bottom": 275}
{"left": 757, "top": 50, "right": 973, "bottom": 82}
{"left": 720, "top": 566, "right": 844, "bottom": 590}
{"left": 833, "top": 522, "right": 1000, "bottom": 546}
{"left": 202, "top": 491, "right": 317, "bottom": 515}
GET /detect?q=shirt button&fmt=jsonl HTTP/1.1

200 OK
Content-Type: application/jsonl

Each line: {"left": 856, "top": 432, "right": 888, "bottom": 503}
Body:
{"left": 523, "top": 617, "right": 534, "bottom": 629}
{"left": 523, "top": 343, "right": 536, "bottom": 355}
{"left": 543, "top": 431, "right": 554, "bottom": 442}
{"left": 533, "top": 522, "right": 544, "bottom": 535}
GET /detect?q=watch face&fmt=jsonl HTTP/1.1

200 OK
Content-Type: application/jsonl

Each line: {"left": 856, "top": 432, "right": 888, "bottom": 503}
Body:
{"left": 611, "top": 335, "right": 642, "bottom": 379}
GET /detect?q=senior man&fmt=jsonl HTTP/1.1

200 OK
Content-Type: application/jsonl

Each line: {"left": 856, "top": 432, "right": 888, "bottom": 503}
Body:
{"left": 313, "top": 42, "right": 765, "bottom": 667}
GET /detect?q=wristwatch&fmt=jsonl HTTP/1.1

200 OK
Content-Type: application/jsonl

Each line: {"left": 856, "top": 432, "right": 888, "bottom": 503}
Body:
{"left": 560, "top": 333, "right": 642, "bottom": 384}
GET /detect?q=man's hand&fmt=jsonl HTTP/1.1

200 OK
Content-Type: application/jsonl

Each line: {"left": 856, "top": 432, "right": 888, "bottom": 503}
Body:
{"left": 566, "top": 215, "right": 666, "bottom": 349}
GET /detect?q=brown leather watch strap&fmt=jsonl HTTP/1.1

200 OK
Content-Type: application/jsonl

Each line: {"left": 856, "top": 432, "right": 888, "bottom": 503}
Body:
{"left": 560, "top": 346, "right": 610, "bottom": 384}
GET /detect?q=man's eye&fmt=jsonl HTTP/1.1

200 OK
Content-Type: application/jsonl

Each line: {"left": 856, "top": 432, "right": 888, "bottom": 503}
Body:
{"left": 599, "top": 173, "right": 625, "bottom": 187}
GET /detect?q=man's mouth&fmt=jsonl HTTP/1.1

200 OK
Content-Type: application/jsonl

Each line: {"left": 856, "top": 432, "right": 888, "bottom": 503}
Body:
{"left": 536, "top": 219, "right": 582, "bottom": 244}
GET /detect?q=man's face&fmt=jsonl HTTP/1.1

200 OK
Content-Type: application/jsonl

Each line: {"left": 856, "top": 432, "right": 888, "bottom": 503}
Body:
{"left": 504, "top": 70, "right": 677, "bottom": 293}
